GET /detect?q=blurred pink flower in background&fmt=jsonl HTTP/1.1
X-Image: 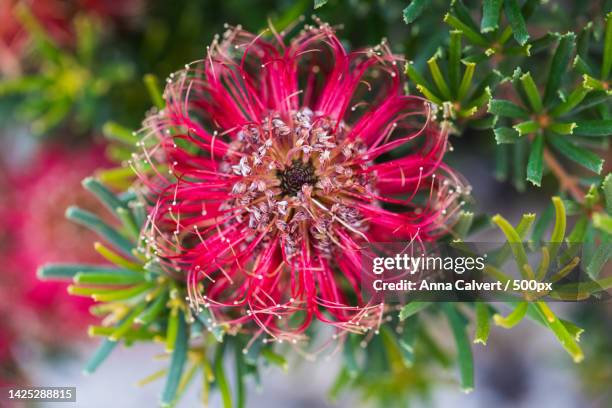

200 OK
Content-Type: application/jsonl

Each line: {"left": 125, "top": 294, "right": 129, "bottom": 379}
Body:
{"left": 0, "top": 143, "right": 110, "bottom": 381}
{"left": 0, "top": 0, "right": 143, "bottom": 76}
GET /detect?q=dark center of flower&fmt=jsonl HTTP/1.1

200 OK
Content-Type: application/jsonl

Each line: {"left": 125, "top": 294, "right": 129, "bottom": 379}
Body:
{"left": 278, "top": 159, "right": 317, "bottom": 196}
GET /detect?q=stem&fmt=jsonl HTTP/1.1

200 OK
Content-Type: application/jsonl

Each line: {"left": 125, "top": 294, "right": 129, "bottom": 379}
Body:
{"left": 543, "top": 148, "right": 584, "bottom": 202}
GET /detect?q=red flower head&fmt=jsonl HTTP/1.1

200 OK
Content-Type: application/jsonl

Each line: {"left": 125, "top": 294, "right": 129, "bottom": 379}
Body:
{"left": 134, "top": 20, "right": 467, "bottom": 343}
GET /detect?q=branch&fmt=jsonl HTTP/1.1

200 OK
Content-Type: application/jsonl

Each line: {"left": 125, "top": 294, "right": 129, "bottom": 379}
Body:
{"left": 543, "top": 148, "right": 584, "bottom": 202}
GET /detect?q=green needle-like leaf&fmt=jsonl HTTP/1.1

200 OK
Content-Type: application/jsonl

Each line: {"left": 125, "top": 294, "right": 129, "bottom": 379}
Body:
{"left": 492, "top": 214, "right": 529, "bottom": 276}
{"left": 586, "top": 241, "right": 612, "bottom": 279}
{"left": 573, "top": 120, "right": 612, "bottom": 136}
{"left": 82, "top": 177, "right": 126, "bottom": 217}
{"left": 504, "top": 0, "right": 529, "bottom": 45}
{"left": 144, "top": 74, "right": 165, "bottom": 110}
{"left": 602, "top": 12, "right": 612, "bottom": 79}
{"left": 66, "top": 206, "right": 135, "bottom": 256}
{"left": 520, "top": 72, "right": 542, "bottom": 112}
{"left": 427, "top": 56, "right": 451, "bottom": 99}
{"left": 261, "top": 348, "right": 288, "bottom": 371}
{"left": 457, "top": 62, "right": 476, "bottom": 101}
{"left": 549, "top": 85, "right": 589, "bottom": 117}
{"left": 109, "top": 302, "right": 148, "bottom": 341}
{"left": 403, "top": 0, "right": 428, "bottom": 24}
{"left": 449, "top": 31, "right": 462, "bottom": 93}
{"left": 527, "top": 135, "right": 544, "bottom": 186}
{"left": 83, "top": 339, "right": 118, "bottom": 375}
{"left": 494, "top": 127, "right": 520, "bottom": 144}
{"left": 74, "top": 270, "right": 144, "bottom": 285}
{"left": 161, "top": 311, "right": 188, "bottom": 407}
{"left": 535, "top": 302, "right": 583, "bottom": 362}
{"left": 548, "top": 136, "right": 603, "bottom": 174}
{"left": 494, "top": 302, "right": 528, "bottom": 328}
{"left": 544, "top": 33, "right": 576, "bottom": 105}
{"left": 513, "top": 120, "right": 539, "bottom": 136}
{"left": 38, "top": 264, "right": 122, "bottom": 280}
{"left": 481, "top": 0, "right": 502, "bottom": 33}
{"left": 103, "top": 121, "right": 138, "bottom": 145}
{"left": 444, "top": 13, "right": 488, "bottom": 47}
{"left": 443, "top": 304, "right": 474, "bottom": 393}
{"left": 549, "top": 122, "right": 576, "bottom": 135}
{"left": 603, "top": 173, "right": 612, "bottom": 214}
{"left": 474, "top": 303, "right": 491, "bottom": 345}
{"left": 489, "top": 99, "right": 530, "bottom": 118}
{"left": 137, "top": 291, "right": 169, "bottom": 326}
{"left": 399, "top": 301, "right": 432, "bottom": 320}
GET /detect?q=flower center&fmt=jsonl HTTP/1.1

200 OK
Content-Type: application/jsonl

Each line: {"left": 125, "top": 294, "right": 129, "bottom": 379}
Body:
{"left": 278, "top": 159, "right": 318, "bottom": 196}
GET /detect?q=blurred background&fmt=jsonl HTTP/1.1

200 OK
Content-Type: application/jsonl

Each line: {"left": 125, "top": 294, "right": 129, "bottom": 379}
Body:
{"left": 0, "top": 0, "right": 610, "bottom": 407}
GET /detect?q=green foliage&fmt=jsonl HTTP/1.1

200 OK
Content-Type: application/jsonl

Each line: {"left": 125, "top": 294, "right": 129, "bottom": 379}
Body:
{"left": 0, "top": 5, "right": 133, "bottom": 136}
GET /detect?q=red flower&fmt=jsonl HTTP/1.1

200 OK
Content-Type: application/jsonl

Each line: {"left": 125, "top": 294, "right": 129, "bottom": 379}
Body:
{"left": 135, "top": 21, "right": 466, "bottom": 342}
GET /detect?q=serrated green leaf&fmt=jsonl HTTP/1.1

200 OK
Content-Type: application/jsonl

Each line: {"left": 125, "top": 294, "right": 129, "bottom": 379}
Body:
{"left": 573, "top": 120, "right": 612, "bottom": 136}
{"left": 527, "top": 135, "right": 544, "bottom": 186}
{"left": 593, "top": 212, "right": 612, "bottom": 234}
{"left": 586, "top": 240, "right": 612, "bottom": 279}
{"left": 520, "top": 72, "right": 542, "bottom": 112}
{"left": 481, "top": 0, "right": 502, "bottom": 33}
{"left": 514, "top": 120, "right": 539, "bottom": 136}
{"left": 547, "top": 136, "right": 603, "bottom": 174}
{"left": 549, "top": 122, "right": 576, "bottom": 135}
{"left": 504, "top": 0, "right": 529, "bottom": 45}
{"left": 512, "top": 138, "right": 527, "bottom": 191}
{"left": 535, "top": 302, "right": 583, "bottom": 362}
{"left": 488, "top": 99, "right": 529, "bottom": 118}
{"left": 544, "top": 33, "right": 576, "bottom": 105}
{"left": 494, "top": 127, "right": 520, "bottom": 144}
{"left": 549, "top": 84, "right": 590, "bottom": 117}
{"left": 403, "top": 0, "right": 428, "bottom": 24}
